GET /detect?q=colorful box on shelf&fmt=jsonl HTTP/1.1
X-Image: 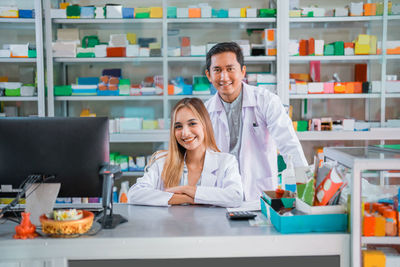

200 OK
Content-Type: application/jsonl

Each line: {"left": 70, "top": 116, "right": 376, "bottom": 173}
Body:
{"left": 344, "top": 42, "right": 355, "bottom": 56}
{"left": 188, "top": 8, "right": 201, "bottom": 18}
{"left": 150, "top": 7, "right": 162, "bottom": 18}
{"left": 106, "top": 4, "right": 122, "bottom": 18}
{"left": 66, "top": 5, "right": 80, "bottom": 18}
{"left": 323, "top": 43, "right": 335, "bottom": 56}
{"left": 71, "top": 84, "right": 97, "bottom": 95}
{"left": 142, "top": 120, "right": 158, "bottom": 130}
{"left": 3, "top": 82, "right": 22, "bottom": 96}
{"left": 355, "top": 34, "right": 371, "bottom": 55}
{"left": 258, "top": 8, "right": 276, "bottom": 17}
{"left": 213, "top": 9, "right": 228, "bottom": 18}
{"left": 260, "top": 197, "right": 348, "bottom": 234}
{"left": 297, "top": 120, "right": 308, "bottom": 132}
{"left": 240, "top": 8, "right": 246, "bottom": 18}
{"left": 167, "top": 6, "right": 177, "bottom": 18}
{"left": 262, "top": 190, "right": 295, "bottom": 211}
{"left": 106, "top": 47, "right": 126, "bottom": 57}
{"left": 119, "top": 79, "right": 130, "bottom": 95}
{"left": 386, "top": 41, "right": 400, "bottom": 55}
{"left": 97, "top": 90, "right": 119, "bottom": 96}
{"left": 122, "top": 8, "right": 134, "bottom": 19}
{"left": 76, "top": 47, "right": 95, "bottom": 58}
{"left": 80, "top": 6, "right": 95, "bottom": 18}
{"left": 0, "top": 7, "right": 18, "bottom": 18}
{"left": 19, "top": 9, "right": 34, "bottom": 18}
{"left": 54, "top": 85, "right": 72, "bottom": 96}
{"left": 364, "top": 3, "right": 376, "bottom": 16}
{"left": 10, "top": 44, "right": 28, "bottom": 58}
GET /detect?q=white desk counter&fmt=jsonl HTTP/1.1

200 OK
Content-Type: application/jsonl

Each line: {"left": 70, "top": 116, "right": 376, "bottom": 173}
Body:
{"left": 0, "top": 204, "right": 350, "bottom": 267}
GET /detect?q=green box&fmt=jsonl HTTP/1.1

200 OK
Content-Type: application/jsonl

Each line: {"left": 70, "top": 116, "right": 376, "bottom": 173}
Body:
{"left": 333, "top": 41, "right": 344, "bottom": 56}
{"left": 77, "top": 52, "right": 95, "bottom": 58}
{"left": 28, "top": 50, "right": 36, "bottom": 58}
{"left": 119, "top": 79, "right": 130, "bottom": 85}
{"left": 5, "top": 88, "right": 20, "bottom": 96}
{"left": 258, "top": 8, "right": 276, "bottom": 17}
{"left": 66, "top": 5, "right": 80, "bottom": 17}
{"left": 262, "top": 191, "right": 295, "bottom": 211}
{"left": 54, "top": 85, "right": 72, "bottom": 96}
{"left": 135, "top": 12, "right": 150, "bottom": 18}
{"left": 110, "top": 152, "right": 120, "bottom": 165}
{"left": 167, "top": 6, "right": 177, "bottom": 18}
{"left": 324, "top": 43, "right": 335, "bottom": 56}
{"left": 297, "top": 120, "right": 308, "bottom": 132}
{"left": 297, "top": 178, "right": 315, "bottom": 206}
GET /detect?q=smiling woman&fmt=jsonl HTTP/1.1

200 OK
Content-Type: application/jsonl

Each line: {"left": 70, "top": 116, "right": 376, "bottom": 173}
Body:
{"left": 128, "top": 98, "right": 243, "bottom": 208}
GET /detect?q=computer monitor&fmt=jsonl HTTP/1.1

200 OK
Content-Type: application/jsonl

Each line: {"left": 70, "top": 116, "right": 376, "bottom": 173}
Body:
{"left": 0, "top": 117, "right": 109, "bottom": 198}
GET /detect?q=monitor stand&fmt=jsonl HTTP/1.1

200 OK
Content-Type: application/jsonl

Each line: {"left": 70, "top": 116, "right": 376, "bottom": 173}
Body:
{"left": 100, "top": 165, "right": 127, "bottom": 229}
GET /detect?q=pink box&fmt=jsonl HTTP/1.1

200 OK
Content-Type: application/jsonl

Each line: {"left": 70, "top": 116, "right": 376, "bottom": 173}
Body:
{"left": 323, "top": 82, "right": 334, "bottom": 94}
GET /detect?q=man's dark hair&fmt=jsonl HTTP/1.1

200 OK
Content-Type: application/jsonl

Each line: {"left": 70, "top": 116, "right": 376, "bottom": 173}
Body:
{"left": 206, "top": 42, "right": 244, "bottom": 72}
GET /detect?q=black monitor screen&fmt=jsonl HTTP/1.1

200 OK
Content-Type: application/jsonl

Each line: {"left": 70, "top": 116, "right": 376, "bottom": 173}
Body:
{"left": 0, "top": 117, "right": 109, "bottom": 197}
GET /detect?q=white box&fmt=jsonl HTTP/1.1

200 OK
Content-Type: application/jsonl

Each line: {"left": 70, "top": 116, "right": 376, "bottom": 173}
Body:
{"left": 50, "top": 9, "right": 66, "bottom": 18}
{"left": 343, "top": 119, "right": 355, "bottom": 131}
{"left": 257, "top": 74, "right": 276, "bottom": 83}
{"left": 335, "top": 7, "right": 348, "bottom": 17}
{"left": 139, "top": 47, "right": 150, "bottom": 57}
{"left": 354, "top": 121, "right": 370, "bottom": 131}
{"left": 52, "top": 42, "right": 77, "bottom": 57}
{"left": 106, "top": 5, "right": 122, "bottom": 18}
{"left": 191, "top": 45, "right": 206, "bottom": 56}
{"left": 350, "top": 2, "right": 363, "bottom": 16}
{"left": 120, "top": 118, "right": 143, "bottom": 132}
{"left": 0, "top": 49, "right": 10, "bottom": 57}
{"left": 344, "top": 47, "right": 354, "bottom": 56}
{"left": 386, "top": 81, "right": 400, "bottom": 93}
{"left": 313, "top": 8, "right": 325, "bottom": 17}
{"left": 3, "top": 82, "right": 22, "bottom": 89}
{"left": 315, "top": 40, "right": 324, "bottom": 56}
{"left": 10, "top": 44, "right": 28, "bottom": 57}
{"left": 307, "top": 82, "right": 324, "bottom": 93}
{"left": 371, "top": 81, "right": 381, "bottom": 93}
{"left": 289, "top": 40, "right": 299, "bottom": 56}
{"left": 94, "top": 45, "right": 107, "bottom": 57}
{"left": 393, "top": 3, "right": 400, "bottom": 15}
{"left": 296, "top": 198, "right": 346, "bottom": 215}
{"left": 57, "top": 28, "right": 80, "bottom": 43}
{"left": 95, "top": 7, "right": 105, "bottom": 19}
{"left": 239, "top": 44, "right": 250, "bottom": 56}
{"left": 246, "top": 8, "right": 257, "bottom": 18}
{"left": 126, "top": 45, "right": 139, "bottom": 57}
{"left": 296, "top": 82, "right": 308, "bottom": 94}
{"left": 258, "top": 83, "right": 277, "bottom": 94}
{"left": 109, "top": 34, "right": 128, "bottom": 47}
{"left": 228, "top": 8, "right": 241, "bottom": 18}
{"left": 20, "top": 85, "right": 35, "bottom": 96}
{"left": 201, "top": 6, "right": 212, "bottom": 18}
{"left": 177, "top": 8, "right": 189, "bottom": 18}
{"left": 168, "top": 47, "right": 181, "bottom": 57}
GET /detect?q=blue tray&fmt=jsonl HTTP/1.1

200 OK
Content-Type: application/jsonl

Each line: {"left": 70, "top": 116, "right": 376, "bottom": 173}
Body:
{"left": 260, "top": 197, "right": 348, "bottom": 234}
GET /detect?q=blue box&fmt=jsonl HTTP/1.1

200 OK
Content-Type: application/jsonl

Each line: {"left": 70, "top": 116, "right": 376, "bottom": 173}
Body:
{"left": 97, "top": 90, "right": 119, "bottom": 96}
{"left": 77, "top": 77, "right": 100, "bottom": 85}
{"left": 260, "top": 197, "right": 348, "bottom": 234}
{"left": 19, "top": 9, "right": 34, "bottom": 18}
{"left": 80, "top": 6, "right": 95, "bottom": 18}
{"left": 122, "top": 8, "right": 134, "bottom": 18}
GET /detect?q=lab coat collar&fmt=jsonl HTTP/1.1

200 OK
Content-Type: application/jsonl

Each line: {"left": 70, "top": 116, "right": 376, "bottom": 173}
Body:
{"left": 241, "top": 82, "right": 256, "bottom": 108}
{"left": 208, "top": 82, "right": 255, "bottom": 112}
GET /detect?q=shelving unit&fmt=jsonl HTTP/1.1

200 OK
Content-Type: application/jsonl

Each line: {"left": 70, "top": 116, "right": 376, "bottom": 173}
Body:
{"left": 324, "top": 146, "right": 400, "bottom": 267}
{"left": 0, "top": 0, "right": 45, "bottom": 117}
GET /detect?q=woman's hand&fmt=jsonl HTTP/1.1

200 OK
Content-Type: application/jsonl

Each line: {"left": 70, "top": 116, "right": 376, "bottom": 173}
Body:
{"left": 165, "top": 185, "right": 196, "bottom": 198}
{"left": 168, "top": 193, "right": 194, "bottom": 205}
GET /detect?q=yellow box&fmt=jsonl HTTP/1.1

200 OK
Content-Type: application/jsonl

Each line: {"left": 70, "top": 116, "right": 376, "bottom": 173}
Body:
{"left": 369, "top": 35, "right": 377, "bottom": 54}
{"left": 150, "top": 7, "right": 162, "bottom": 18}
{"left": 60, "top": 3, "right": 70, "bottom": 9}
{"left": 334, "top": 83, "right": 346, "bottom": 93}
{"left": 289, "top": 10, "right": 301, "bottom": 17}
{"left": 127, "top": 33, "right": 137, "bottom": 44}
{"left": 0, "top": 9, "right": 18, "bottom": 18}
{"left": 355, "top": 34, "right": 370, "bottom": 55}
{"left": 240, "top": 8, "right": 247, "bottom": 18}
{"left": 362, "top": 250, "right": 385, "bottom": 267}
{"left": 292, "top": 121, "right": 298, "bottom": 131}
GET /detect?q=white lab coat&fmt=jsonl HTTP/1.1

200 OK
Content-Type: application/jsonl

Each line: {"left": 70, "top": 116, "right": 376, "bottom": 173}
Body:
{"left": 128, "top": 150, "right": 243, "bottom": 208}
{"left": 205, "top": 82, "right": 308, "bottom": 201}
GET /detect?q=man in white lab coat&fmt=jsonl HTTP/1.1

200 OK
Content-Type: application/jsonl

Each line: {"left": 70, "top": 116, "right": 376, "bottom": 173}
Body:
{"left": 205, "top": 42, "right": 308, "bottom": 201}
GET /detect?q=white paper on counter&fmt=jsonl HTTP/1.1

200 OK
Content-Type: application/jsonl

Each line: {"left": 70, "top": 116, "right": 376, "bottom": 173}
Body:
{"left": 25, "top": 183, "right": 60, "bottom": 226}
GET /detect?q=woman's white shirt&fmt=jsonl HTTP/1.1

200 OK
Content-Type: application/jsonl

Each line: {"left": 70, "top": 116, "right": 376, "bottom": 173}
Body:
{"left": 128, "top": 150, "right": 243, "bottom": 208}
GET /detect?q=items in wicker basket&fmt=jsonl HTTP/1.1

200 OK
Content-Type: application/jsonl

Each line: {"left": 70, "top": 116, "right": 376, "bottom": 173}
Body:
{"left": 39, "top": 210, "right": 94, "bottom": 235}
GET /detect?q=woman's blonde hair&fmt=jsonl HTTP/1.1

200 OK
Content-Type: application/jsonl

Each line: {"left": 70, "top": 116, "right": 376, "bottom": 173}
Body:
{"left": 148, "top": 98, "right": 220, "bottom": 188}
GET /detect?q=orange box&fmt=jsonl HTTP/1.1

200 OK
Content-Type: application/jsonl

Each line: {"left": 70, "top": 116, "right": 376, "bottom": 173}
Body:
{"left": 299, "top": 40, "right": 308, "bottom": 56}
{"left": 188, "top": 8, "right": 201, "bottom": 18}
{"left": 308, "top": 38, "right": 315, "bottom": 55}
{"left": 374, "top": 215, "right": 386, "bottom": 236}
{"left": 363, "top": 215, "right": 375, "bottom": 236}
{"left": 109, "top": 77, "right": 119, "bottom": 84}
{"left": 168, "top": 84, "right": 175, "bottom": 95}
{"left": 344, "top": 42, "right": 354, "bottom": 49}
{"left": 106, "top": 47, "right": 126, "bottom": 57}
{"left": 364, "top": 3, "right": 376, "bottom": 16}
{"left": 290, "top": 73, "right": 311, "bottom": 82}
{"left": 267, "top": 48, "right": 277, "bottom": 56}
{"left": 109, "top": 84, "right": 118, "bottom": 91}
{"left": 0, "top": 76, "right": 8, "bottom": 82}
{"left": 353, "top": 82, "right": 362, "bottom": 93}
{"left": 387, "top": 47, "right": 400, "bottom": 54}
{"left": 334, "top": 82, "right": 346, "bottom": 93}
{"left": 60, "top": 3, "right": 70, "bottom": 9}
{"left": 345, "top": 82, "right": 355, "bottom": 94}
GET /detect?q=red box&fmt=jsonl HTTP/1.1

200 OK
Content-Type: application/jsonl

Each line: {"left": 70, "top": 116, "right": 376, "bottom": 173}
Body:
{"left": 106, "top": 47, "right": 126, "bottom": 57}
